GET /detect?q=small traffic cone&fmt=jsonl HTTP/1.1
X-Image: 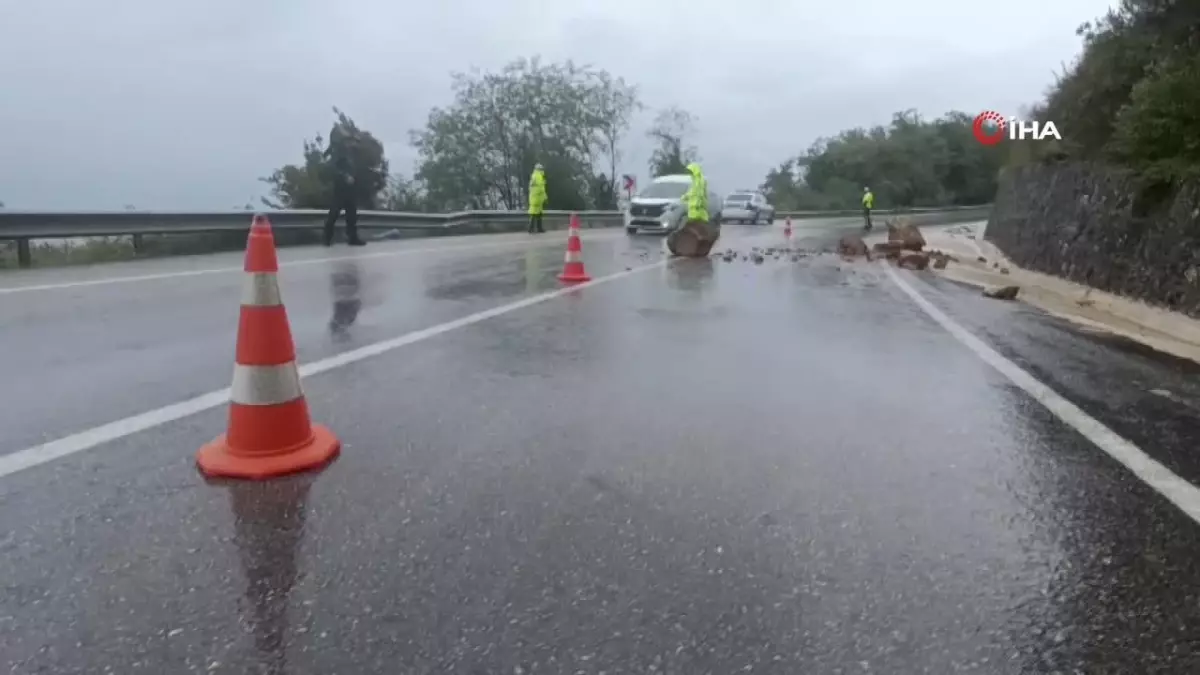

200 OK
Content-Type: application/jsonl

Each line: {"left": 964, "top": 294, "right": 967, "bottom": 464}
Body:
{"left": 784, "top": 217, "right": 793, "bottom": 239}
{"left": 196, "top": 215, "right": 341, "bottom": 480}
{"left": 557, "top": 213, "right": 591, "bottom": 283}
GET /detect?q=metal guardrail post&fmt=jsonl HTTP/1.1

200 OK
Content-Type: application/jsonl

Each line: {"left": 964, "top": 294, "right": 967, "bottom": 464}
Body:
{"left": 132, "top": 234, "right": 144, "bottom": 255}
{"left": 16, "top": 239, "right": 31, "bottom": 268}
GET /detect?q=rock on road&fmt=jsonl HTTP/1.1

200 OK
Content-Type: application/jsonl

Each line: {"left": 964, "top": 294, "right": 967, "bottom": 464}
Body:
{"left": 1, "top": 220, "right": 1199, "bottom": 674}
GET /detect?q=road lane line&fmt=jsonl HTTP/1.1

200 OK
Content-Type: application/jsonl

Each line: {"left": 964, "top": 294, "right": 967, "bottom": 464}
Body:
{"left": 884, "top": 263, "right": 1200, "bottom": 525}
{"left": 0, "top": 259, "right": 668, "bottom": 480}
{"left": 0, "top": 232, "right": 621, "bottom": 295}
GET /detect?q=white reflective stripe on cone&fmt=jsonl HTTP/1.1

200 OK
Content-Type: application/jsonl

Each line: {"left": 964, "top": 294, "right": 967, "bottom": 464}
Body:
{"left": 564, "top": 250, "right": 581, "bottom": 263}
{"left": 230, "top": 362, "right": 304, "bottom": 406}
{"left": 241, "top": 272, "right": 283, "bottom": 307}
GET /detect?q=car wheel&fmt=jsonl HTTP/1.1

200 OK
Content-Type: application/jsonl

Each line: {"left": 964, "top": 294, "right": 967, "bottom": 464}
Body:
{"left": 625, "top": 227, "right": 637, "bottom": 235}
{"left": 767, "top": 212, "right": 775, "bottom": 225}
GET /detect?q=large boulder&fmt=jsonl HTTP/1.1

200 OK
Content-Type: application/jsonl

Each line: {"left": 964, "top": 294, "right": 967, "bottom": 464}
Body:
{"left": 886, "top": 218, "right": 925, "bottom": 251}
{"left": 837, "top": 233, "right": 870, "bottom": 258}
{"left": 984, "top": 285, "right": 1020, "bottom": 300}
{"left": 897, "top": 251, "right": 930, "bottom": 270}
{"left": 666, "top": 221, "right": 720, "bottom": 257}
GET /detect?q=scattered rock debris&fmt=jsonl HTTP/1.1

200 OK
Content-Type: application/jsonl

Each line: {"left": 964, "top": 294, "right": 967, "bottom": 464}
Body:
{"left": 984, "top": 285, "right": 1020, "bottom": 300}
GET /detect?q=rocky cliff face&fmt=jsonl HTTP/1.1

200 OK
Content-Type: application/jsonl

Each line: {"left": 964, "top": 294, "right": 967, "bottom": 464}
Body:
{"left": 985, "top": 163, "right": 1200, "bottom": 318}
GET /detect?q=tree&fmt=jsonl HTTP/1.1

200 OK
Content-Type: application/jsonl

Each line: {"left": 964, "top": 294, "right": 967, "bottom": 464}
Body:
{"left": 261, "top": 108, "right": 389, "bottom": 209}
{"left": 1109, "top": 52, "right": 1200, "bottom": 183}
{"left": 760, "top": 110, "right": 1003, "bottom": 210}
{"left": 759, "top": 161, "right": 796, "bottom": 207}
{"left": 587, "top": 71, "right": 642, "bottom": 204}
{"left": 260, "top": 135, "right": 330, "bottom": 209}
{"left": 381, "top": 173, "right": 430, "bottom": 211}
{"left": 1016, "top": 0, "right": 1200, "bottom": 182}
{"left": 411, "top": 58, "right": 639, "bottom": 212}
{"left": 647, "top": 106, "right": 699, "bottom": 177}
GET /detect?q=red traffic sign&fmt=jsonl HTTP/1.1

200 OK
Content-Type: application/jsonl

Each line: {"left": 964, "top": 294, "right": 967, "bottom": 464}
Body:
{"left": 622, "top": 174, "right": 636, "bottom": 191}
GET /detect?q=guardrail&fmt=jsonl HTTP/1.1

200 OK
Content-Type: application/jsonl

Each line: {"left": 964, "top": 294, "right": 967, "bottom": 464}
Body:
{"left": 779, "top": 204, "right": 991, "bottom": 219}
{"left": 0, "top": 204, "right": 991, "bottom": 268}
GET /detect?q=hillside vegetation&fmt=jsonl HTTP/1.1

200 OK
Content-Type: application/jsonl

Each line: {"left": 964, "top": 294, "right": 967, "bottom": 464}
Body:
{"left": 1019, "top": 0, "right": 1200, "bottom": 188}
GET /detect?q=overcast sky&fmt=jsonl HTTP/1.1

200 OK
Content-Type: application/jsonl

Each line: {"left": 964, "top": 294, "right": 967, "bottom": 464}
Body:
{"left": 0, "top": 0, "right": 1115, "bottom": 209}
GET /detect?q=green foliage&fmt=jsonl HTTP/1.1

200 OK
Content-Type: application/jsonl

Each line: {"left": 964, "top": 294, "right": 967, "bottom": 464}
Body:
{"left": 647, "top": 106, "right": 699, "bottom": 177}
{"left": 761, "top": 110, "right": 1002, "bottom": 210}
{"left": 261, "top": 136, "right": 331, "bottom": 209}
{"left": 1028, "top": 0, "right": 1200, "bottom": 182}
{"left": 1109, "top": 52, "right": 1200, "bottom": 183}
{"left": 380, "top": 174, "right": 430, "bottom": 211}
{"left": 410, "top": 57, "right": 641, "bottom": 211}
{"left": 759, "top": 1, "right": 1200, "bottom": 210}
{"left": 261, "top": 108, "right": 389, "bottom": 209}
{"left": 262, "top": 60, "right": 704, "bottom": 214}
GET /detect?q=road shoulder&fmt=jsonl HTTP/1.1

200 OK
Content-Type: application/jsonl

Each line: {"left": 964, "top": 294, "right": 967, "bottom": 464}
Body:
{"left": 904, "top": 221, "right": 1200, "bottom": 365}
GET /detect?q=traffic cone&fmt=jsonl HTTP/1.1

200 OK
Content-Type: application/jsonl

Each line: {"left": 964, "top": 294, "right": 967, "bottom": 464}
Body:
{"left": 784, "top": 217, "right": 793, "bottom": 239}
{"left": 557, "top": 213, "right": 591, "bottom": 283}
{"left": 196, "top": 215, "right": 341, "bottom": 480}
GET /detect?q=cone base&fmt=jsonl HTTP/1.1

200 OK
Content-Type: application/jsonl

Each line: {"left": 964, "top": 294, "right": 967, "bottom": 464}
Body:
{"left": 558, "top": 272, "right": 591, "bottom": 283}
{"left": 196, "top": 424, "right": 340, "bottom": 480}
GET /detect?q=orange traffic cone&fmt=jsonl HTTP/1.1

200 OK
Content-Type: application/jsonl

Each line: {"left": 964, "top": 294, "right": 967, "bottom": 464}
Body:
{"left": 557, "top": 213, "right": 591, "bottom": 283}
{"left": 196, "top": 215, "right": 341, "bottom": 480}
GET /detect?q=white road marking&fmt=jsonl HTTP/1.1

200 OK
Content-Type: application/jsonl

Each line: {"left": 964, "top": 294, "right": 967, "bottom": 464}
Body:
{"left": 0, "top": 232, "right": 619, "bottom": 295}
{"left": 0, "top": 260, "right": 667, "bottom": 480}
{"left": 884, "top": 263, "right": 1200, "bottom": 525}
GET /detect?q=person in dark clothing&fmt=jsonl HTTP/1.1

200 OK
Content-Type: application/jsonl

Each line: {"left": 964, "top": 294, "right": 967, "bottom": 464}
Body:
{"left": 323, "top": 125, "right": 366, "bottom": 247}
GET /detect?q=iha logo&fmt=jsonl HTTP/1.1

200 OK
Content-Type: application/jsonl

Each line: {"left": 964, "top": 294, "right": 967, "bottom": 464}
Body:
{"left": 973, "top": 110, "right": 1061, "bottom": 145}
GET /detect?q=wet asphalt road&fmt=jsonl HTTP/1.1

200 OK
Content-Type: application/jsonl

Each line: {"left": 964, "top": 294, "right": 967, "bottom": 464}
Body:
{"left": 2, "top": 221, "right": 1199, "bottom": 673}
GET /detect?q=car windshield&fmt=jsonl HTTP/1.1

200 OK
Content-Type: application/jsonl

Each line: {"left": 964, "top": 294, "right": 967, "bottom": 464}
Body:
{"left": 637, "top": 181, "right": 690, "bottom": 199}
{"left": 725, "top": 194, "right": 752, "bottom": 203}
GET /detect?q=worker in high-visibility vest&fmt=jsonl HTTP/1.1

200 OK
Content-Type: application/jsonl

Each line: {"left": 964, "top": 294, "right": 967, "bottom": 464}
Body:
{"left": 666, "top": 162, "right": 719, "bottom": 257}
{"left": 528, "top": 164, "right": 547, "bottom": 234}
{"left": 861, "top": 186, "right": 875, "bottom": 231}
{"left": 684, "top": 162, "right": 709, "bottom": 224}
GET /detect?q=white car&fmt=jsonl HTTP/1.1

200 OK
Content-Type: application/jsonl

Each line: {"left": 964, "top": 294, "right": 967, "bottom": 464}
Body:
{"left": 720, "top": 191, "right": 774, "bottom": 224}
{"left": 624, "top": 174, "right": 722, "bottom": 235}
